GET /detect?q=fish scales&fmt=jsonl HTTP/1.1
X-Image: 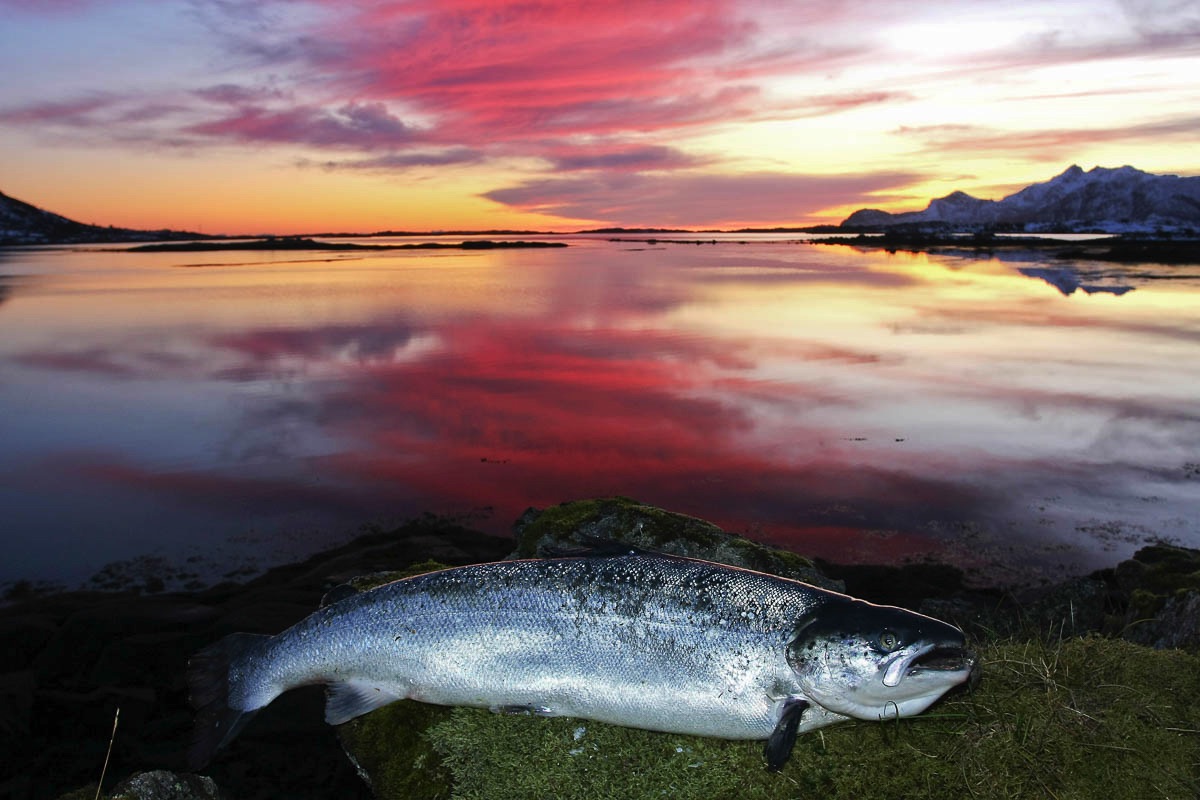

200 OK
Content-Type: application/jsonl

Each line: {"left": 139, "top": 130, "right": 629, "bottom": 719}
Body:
{"left": 251, "top": 556, "right": 825, "bottom": 735}
{"left": 188, "top": 552, "right": 975, "bottom": 771}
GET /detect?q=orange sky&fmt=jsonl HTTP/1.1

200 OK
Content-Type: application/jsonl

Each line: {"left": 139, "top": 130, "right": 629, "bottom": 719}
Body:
{"left": 2, "top": 0, "right": 1198, "bottom": 233}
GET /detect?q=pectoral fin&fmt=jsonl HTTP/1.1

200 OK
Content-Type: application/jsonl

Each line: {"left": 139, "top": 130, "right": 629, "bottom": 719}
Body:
{"left": 489, "top": 703, "right": 557, "bottom": 716}
{"left": 764, "top": 698, "right": 810, "bottom": 772}
{"left": 325, "top": 680, "right": 402, "bottom": 725}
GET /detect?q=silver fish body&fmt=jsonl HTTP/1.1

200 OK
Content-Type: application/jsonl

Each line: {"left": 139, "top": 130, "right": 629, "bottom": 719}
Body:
{"left": 189, "top": 553, "right": 974, "bottom": 770}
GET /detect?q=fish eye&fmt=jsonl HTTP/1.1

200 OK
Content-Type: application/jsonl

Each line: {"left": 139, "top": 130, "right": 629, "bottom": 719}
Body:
{"left": 879, "top": 630, "right": 899, "bottom": 651}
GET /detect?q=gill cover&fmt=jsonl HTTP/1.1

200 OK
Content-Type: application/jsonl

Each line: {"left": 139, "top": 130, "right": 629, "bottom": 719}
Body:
{"left": 785, "top": 599, "right": 971, "bottom": 720}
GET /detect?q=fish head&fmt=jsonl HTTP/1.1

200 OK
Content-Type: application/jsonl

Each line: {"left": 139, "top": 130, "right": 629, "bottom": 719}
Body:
{"left": 786, "top": 599, "right": 975, "bottom": 721}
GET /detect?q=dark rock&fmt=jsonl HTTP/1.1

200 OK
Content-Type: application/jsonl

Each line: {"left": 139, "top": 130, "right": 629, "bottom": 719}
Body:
{"left": 90, "top": 631, "right": 195, "bottom": 689}
{"left": 0, "top": 670, "right": 36, "bottom": 749}
{"left": 814, "top": 559, "right": 965, "bottom": 610}
{"left": 33, "top": 598, "right": 217, "bottom": 681}
{"left": 0, "top": 614, "right": 58, "bottom": 672}
{"left": 1101, "top": 544, "right": 1200, "bottom": 650}
{"left": 1131, "top": 591, "right": 1200, "bottom": 650}
{"left": 207, "top": 600, "right": 316, "bottom": 638}
{"left": 109, "top": 770, "right": 224, "bottom": 800}
{"left": 1014, "top": 576, "right": 1115, "bottom": 638}
{"left": 1, "top": 516, "right": 509, "bottom": 800}
{"left": 513, "top": 497, "right": 842, "bottom": 590}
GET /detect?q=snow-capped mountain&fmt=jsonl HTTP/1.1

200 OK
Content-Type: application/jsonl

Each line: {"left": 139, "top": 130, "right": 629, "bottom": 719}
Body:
{"left": 842, "top": 165, "right": 1200, "bottom": 232}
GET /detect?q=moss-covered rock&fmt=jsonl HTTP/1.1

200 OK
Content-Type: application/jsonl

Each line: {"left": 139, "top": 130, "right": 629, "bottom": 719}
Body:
{"left": 1107, "top": 544, "right": 1200, "bottom": 649}
{"left": 512, "top": 497, "right": 842, "bottom": 590}
{"left": 410, "top": 637, "right": 1199, "bottom": 800}
{"left": 337, "top": 702, "right": 456, "bottom": 800}
{"left": 336, "top": 505, "right": 1200, "bottom": 800}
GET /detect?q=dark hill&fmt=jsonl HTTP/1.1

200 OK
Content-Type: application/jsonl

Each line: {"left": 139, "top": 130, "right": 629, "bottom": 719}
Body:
{"left": 0, "top": 189, "right": 205, "bottom": 246}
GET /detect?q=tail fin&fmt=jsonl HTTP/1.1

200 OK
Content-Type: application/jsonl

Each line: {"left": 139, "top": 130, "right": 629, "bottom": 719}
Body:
{"left": 187, "top": 632, "right": 270, "bottom": 769}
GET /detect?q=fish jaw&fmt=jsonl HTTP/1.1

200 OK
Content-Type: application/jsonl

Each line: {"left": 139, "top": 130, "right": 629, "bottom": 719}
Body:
{"left": 865, "top": 643, "right": 976, "bottom": 719}
{"left": 786, "top": 598, "right": 976, "bottom": 722}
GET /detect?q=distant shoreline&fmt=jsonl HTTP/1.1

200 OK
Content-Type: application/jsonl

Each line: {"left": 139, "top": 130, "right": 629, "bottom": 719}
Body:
{"left": 809, "top": 232, "right": 1200, "bottom": 265}
{"left": 125, "top": 237, "right": 568, "bottom": 253}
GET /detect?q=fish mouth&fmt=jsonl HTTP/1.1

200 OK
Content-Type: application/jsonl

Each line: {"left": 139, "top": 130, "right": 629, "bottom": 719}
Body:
{"left": 882, "top": 644, "right": 976, "bottom": 687}
{"left": 909, "top": 646, "right": 975, "bottom": 675}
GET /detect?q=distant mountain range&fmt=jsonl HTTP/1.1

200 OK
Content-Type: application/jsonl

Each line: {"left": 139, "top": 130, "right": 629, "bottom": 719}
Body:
{"left": 842, "top": 166, "right": 1200, "bottom": 233}
{"left": 0, "top": 190, "right": 204, "bottom": 246}
{"left": 6, "top": 165, "right": 1199, "bottom": 245}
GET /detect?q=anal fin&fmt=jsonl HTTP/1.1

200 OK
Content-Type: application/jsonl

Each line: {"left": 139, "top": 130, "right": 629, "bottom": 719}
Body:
{"left": 325, "top": 680, "right": 403, "bottom": 725}
{"left": 764, "top": 698, "right": 810, "bottom": 772}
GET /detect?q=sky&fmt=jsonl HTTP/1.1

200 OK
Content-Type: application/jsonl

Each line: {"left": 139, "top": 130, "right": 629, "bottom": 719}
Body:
{"left": 1, "top": 0, "right": 1198, "bottom": 234}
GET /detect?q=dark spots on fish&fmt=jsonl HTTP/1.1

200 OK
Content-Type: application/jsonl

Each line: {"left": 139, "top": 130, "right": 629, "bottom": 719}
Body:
{"left": 392, "top": 628, "right": 418, "bottom": 642}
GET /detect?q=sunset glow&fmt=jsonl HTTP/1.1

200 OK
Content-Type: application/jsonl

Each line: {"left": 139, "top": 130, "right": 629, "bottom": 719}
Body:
{"left": 2, "top": 0, "right": 1198, "bottom": 232}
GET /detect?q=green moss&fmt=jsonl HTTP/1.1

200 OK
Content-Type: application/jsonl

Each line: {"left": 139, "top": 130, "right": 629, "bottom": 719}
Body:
{"left": 1119, "top": 545, "right": 1200, "bottom": 595}
{"left": 515, "top": 497, "right": 725, "bottom": 558}
{"left": 408, "top": 637, "right": 1200, "bottom": 800}
{"left": 337, "top": 701, "right": 456, "bottom": 800}
{"left": 1127, "top": 587, "right": 1166, "bottom": 622}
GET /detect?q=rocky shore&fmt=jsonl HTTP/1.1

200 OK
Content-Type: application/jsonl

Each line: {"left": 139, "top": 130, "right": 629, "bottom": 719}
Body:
{"left": 810, "top": 231, "right": 1200, "bottom": 265}
{"left": 4, "top": 499, "right": 1199, "bottom": 800}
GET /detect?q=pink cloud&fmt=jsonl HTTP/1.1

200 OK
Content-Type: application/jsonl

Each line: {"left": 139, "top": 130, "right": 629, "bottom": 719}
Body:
{"left": 283, "top": 0, "right": 859, "bottom": 143}
{"left": 156, "top": 0, "right": 911, "bottom": 183}
{"left": 313, "top": 147, "right": 485, "bottom": 171}
{"left": 1, "top": 0, "right": 918, "bottom": 195}
{"left": 0, "top": 94, "right": 116, "bottom": 126}
{"left": 193, "top": 83, "right": 289, "bottom": 106}
{"left": 546, "top": 144, "right": 706, "bottom": 172}
{"left": 188, "top": 101, "right": 420, "bottom": 148}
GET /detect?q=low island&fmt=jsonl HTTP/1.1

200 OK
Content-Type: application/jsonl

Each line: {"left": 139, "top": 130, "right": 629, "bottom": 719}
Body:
{"left": 126, "top": 237, "right": 567, "bottom": 253}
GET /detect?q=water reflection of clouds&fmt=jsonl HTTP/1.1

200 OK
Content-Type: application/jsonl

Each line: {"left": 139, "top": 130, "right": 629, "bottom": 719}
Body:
{"left": 188, "top": 313, "right": 1000, "bottom": 566}
{"left": 15, "top": 283, "right": 1182, "bottom": 578}
{"left": 676, "top": 251, "right": 924, "bottom": 288}
{"left": 68, "top": 456, "right": 372, "bottom": 518}
{"left": 15, "top": 346, "right": 204, "bottom": 379}
{"left": 906, "top": 300, "right": 1200, "bottom": 346}
{"left": 5, "top": 242, "right": 1199, "bottom": 586}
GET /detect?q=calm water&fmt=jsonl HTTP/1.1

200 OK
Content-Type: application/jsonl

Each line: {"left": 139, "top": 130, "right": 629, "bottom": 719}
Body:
{"left": 1, "top": 234, "right": 1198, "bottom": 591}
